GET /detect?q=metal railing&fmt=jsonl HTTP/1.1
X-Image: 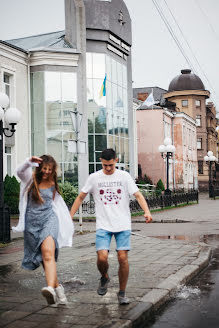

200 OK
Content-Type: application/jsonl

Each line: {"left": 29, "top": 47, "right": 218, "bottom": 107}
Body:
{"left": 79, "top": 191, "right": 199, "bottom": 215}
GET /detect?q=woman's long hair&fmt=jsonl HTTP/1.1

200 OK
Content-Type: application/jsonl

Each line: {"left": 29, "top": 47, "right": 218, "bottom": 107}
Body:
{"left": 28, "top": 155, "right": 60, "bottom": 204}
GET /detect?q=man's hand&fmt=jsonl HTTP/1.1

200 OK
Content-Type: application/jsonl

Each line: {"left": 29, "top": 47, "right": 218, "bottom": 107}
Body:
{"left": 144, "top": 212, "right": 152, "bottom": 224}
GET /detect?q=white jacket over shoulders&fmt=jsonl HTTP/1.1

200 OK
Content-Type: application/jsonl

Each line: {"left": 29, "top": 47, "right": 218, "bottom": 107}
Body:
{"left": 13, "top": 158, "right": 74, "bottom": 248}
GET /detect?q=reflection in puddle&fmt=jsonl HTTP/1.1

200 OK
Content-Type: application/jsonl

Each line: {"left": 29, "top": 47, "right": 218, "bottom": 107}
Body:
{"left": 150, "top": 234, "right": 219, "bottom": 244}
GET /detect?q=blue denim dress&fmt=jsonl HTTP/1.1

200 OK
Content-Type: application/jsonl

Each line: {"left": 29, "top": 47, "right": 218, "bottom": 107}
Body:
{"left": 22, "top": 186, "right": 59, "bottom": 270}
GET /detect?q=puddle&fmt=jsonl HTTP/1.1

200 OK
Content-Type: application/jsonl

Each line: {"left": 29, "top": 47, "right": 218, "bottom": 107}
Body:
{"left": 150, "top": 234, "right": 219, "bottom": 245}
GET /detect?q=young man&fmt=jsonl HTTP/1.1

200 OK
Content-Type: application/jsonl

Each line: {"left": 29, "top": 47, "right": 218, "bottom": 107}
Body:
{"left": 70, "top": 148, "right": 152, "bottom": 304}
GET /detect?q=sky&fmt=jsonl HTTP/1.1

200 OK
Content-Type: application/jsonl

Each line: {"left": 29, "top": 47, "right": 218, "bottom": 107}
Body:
{"left": 0, "top": 0, "right": 219, "bottom": 114}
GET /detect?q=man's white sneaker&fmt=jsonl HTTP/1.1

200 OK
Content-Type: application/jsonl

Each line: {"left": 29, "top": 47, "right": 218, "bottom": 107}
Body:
{"left": 41, "top": 286, "right": 56, "bottom": 305}
{"left": 55, "top": 284, "right": 68, "bottom": 304}
{"left": 117, "top": 292, "right": 130, "bottom": 305}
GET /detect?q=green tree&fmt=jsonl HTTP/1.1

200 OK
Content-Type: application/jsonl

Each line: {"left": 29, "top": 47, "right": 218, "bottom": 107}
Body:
{"left": 4, "top": 175, "right": 20, "bottom": 214}
{"left": 59, "top": 181, "right": 78, "bottom": 208}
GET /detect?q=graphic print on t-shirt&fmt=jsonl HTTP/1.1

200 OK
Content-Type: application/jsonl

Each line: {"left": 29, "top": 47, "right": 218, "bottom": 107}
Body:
{"left": 98, "top": 181, "right": 122, "bottom": 205}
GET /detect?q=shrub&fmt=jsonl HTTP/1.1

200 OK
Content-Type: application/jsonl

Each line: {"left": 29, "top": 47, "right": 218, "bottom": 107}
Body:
{"left": 58, "top": 181, "right": 78, "bottom": 208}
{"left": 156, "top": 179, "right": 165, "bottom": 191}
{"left": 4, "top": 175, "right": 20, "bottom": 214}
{"left": 136, "top": 174, "right": 153, "bottom": 185}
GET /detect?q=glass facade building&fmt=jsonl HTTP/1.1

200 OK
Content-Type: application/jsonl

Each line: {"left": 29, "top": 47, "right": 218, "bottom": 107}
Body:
{"left": 31, "top": 71, "right": 78, "bottom": 184}
{"left": 87, "top": 53, "right": 129, "bottom": 174}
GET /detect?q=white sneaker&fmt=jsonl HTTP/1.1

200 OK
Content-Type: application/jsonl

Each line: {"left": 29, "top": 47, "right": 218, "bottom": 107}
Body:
{"left": 41, "top": 286, "right": 56, "bottom": 305}
{"left": 55, "top": 284, "right": 68, "bottom": 304}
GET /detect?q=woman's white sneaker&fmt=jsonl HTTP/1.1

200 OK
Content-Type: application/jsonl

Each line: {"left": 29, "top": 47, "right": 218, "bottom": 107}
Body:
{"left": 41, "top": 286, "right": 56, "bottom": 305}
{"left": 55, "top": 284, "right": 68, "bottom": 304}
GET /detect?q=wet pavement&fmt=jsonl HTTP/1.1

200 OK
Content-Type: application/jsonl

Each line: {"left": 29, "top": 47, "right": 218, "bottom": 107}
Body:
{"left": 144, "top": 235, "right": 219, "bottom": 328}
{"left": 0, "top": 193, "right": 218, "bottom": 327}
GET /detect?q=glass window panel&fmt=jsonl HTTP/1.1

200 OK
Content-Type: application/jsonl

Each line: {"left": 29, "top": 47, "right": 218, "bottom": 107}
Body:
{"left": 112, "top": 59, "right": 117, "bottom": 83}
{"left": 31, "top": 72, "right": 45, "bottom": 102}
{"left": 63, "top": 131, "right": 77, "bottom": 162}
{"left": 106, "top": 81, "right": 112, "bottom": 109}
{"left": 6, "top": 154, "right": 12, "bottom": 176}
{"left": 93, "top": 79, "right": 106, "bottom": 107}
{"left": 125, "top": 164, "right": 129, "bottom": 172}
{"left": 89, "top": 164, "right": 94, "bottom": 174}
{"left": 120, "top": 138, "right": 125, "bottom": 163}
{"left": 112, "top": 84, "right": 118, "bottom": 110}
{"left": 95, "top": 135, "right": 107, "bottom": 151}
{"left": 122, "top": 65, "right": 127, "bottom": 89}
{"left": 123, "top": 88, "right": 128, "bottom": 115}
{"left": 95, "top": 151, "right": 102, "bottom": 162}
{"left": 87, "top": 79, "right": 93, "bottom": 102}
{"left": 4, "top": 74, "right": 10, "bottom": 84}
{"left": 107, "top": 110, "right": 114, "bottom": 135}
{"left": 96, "top": 164, "right": 102, "bottom": 171}
{"left": 124, "top": 138, "right": 129, "bottom": 164}
{"left": 113, "top": 113, "right": 120, "bottom": 135}
{"left": 106, "top": 55, "right": 112, "bottom": 81}
{"left": 5, "top": 85, "right": 10, "bottom": 97}
{"left": 92, "top": 53, "right": 105, "bottom": 79}
{"left": 5, "top": 146, "right": 11, "bottom": 154}
{"left": 46, "top": 101, "right": 62, "bottom": 130}
{"left": 64, "top": 162, "right": 78, "bottom": 185}
{"left": 108, "top": 135, "right": 114, "bottom": 148}
{"left": 117, "top": 62, "right": 123, "bottom": 86}
{"left": 117, "top": 86, "right": 124, "bottom": 115}
{"left": 124, "top": 115, "right": 128, "bottom": 137}
{"left": 61, "top": 72, "right": 77, "bottom": 102}
{"left": 88, "top": 135, "right": 94, "bottom": 162}
{"left": 86, "top": 53, "right": 93, "bottom": 78}
{"left": 62, "top": 103, "right": 77, "bottom": 131}
{"left": 88, "top": 105, "right": 95, "bottom": 133}
{"left": 182, "top": 100, "right": 188, "bottom": 107}
{"left": 45, "top": 72, "right": 61, "bottom": 102}
{"left": 115, "top": 136, "right": 119, "bottom": 155}
{"left": 95, "top": 107, "right": 106, "bottom": 133}
{"left": 47, "top": 132, "right": 62, "bottom": 162}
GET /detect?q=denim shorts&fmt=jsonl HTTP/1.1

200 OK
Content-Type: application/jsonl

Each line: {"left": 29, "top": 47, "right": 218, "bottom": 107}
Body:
{"left": 96, "top": 229, "right": 131, "bottom": 251}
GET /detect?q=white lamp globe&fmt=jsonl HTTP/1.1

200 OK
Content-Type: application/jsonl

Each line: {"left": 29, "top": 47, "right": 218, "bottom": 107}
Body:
{"left": 0, "top": 106, "right": 4, "bottom": 121}
{"left": 4, "top": 107, "right": 21, "bottom": 124}
{"left": 204, "top": 156, "right": 209, "bottom": 162}
{"left": 164, "top": 137, "right": 172, "bottom": 146}
{"left": 209, "top": 155, "right": 216, "bottom": 162}
{"left": 166, "top": 144, "right": 175, "bottom": 153}
{"left": 216, "top": 126, "right": 219, "bottom": 132}
{"left": 0, "top": 92, "right": 10, "bottom": 109}
{"left": 158, "top": 145, "right": 166, "bottom": 153}
{"left": 207, "top": 151, "right": 213, "bottom": 157}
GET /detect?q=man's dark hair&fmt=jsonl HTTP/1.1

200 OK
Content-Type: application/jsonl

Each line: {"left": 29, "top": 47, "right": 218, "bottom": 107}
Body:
{"left": 100, "top": 148, "right": 116, "bottom": 160}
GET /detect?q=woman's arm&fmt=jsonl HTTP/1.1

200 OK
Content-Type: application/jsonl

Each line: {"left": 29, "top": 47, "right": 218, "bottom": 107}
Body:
{"left": 70, "top": 192, "right": 87, "bottom": 219}
{"left": 16, "top": 156, "right": 42, "bottom": 182}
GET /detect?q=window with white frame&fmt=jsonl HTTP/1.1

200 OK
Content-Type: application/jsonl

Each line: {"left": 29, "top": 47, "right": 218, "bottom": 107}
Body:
{"left": 4, "top": 73, "right": 11, "bottom": 97}
{"left": 196, "top": 115, "right": 201, "bottom": 126}
{"left": 197, "top": 138, "right": 202, "bottom": 150}
{"left": 5, "top": 146, "right": 12, "bottom": 176}
{"left": 182, "top": 100, "right": 188, "bottom": 107}
{"left": 195, "top": 100, "right": 201, "bottom": 107}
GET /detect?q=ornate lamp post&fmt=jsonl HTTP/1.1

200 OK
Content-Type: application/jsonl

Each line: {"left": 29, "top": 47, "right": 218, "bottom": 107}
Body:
{"left": 204, "top": 151, "right": 218, "bottom": 198}
{"left": 0, "top": 92, "right": 21, "bottom": 242}
{"left": 158, "top": 137, "right": 176, "bottom": 195}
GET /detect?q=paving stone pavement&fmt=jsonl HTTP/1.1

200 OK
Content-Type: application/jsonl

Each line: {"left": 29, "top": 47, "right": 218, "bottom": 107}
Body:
{"left": 0, "top": 224, "right": 211, "bottom": 328}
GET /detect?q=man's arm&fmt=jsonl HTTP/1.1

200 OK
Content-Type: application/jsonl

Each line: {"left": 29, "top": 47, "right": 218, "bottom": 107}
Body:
{"left": 133, "top": 191, "right": 152, "bottom": 223}
{"left": 70, "top": 192, "right": 87, "bottom": 219}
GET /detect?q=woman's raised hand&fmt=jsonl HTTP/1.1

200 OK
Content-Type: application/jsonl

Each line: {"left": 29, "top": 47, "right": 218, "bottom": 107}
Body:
{"left": 30, "top": 156, "right": 43, "bottom": 164}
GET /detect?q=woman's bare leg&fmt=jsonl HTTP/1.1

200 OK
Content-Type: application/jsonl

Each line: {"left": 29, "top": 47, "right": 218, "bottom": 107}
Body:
{"left": 41, "top": 236, "right": 59, "bottom": 288}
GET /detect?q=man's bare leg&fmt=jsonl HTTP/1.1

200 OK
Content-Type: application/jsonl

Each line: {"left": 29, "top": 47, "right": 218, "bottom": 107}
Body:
{"left": 97, "top": 250, "right": 110, "bottom": 295}
{"left": 117, "top": 250, "right": 130, "bottom": 304}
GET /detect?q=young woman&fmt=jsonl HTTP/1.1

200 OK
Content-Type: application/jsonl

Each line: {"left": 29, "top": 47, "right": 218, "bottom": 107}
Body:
{"left": 13, "top": 155, "right": 74, "bottom": 305}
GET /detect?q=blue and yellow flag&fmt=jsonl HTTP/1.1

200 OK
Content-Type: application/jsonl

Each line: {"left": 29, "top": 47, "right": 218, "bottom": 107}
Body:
{"left": 99, "top": 74, "right": 106, "bottom": 98}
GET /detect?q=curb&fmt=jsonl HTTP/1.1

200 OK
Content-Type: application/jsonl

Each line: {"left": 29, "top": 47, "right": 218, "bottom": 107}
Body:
{"left": 104, "top": 246, "right": 212, "bottom": 328}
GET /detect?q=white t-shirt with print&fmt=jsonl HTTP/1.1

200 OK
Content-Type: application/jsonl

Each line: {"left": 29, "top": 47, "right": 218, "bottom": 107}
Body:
{"left": 81, "top": 169, "right": 139, "bottom": 232}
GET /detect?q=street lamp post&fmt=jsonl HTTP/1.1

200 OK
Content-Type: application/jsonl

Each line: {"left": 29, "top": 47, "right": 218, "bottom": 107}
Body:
{"left": 158, "top": 137, "right": 176, "bottom": 195}
{"left": 204, "top": 151, "right": 218, "bottom": 198}
{"left": 0, "top": 92, "right": 21, "bottom": 242}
